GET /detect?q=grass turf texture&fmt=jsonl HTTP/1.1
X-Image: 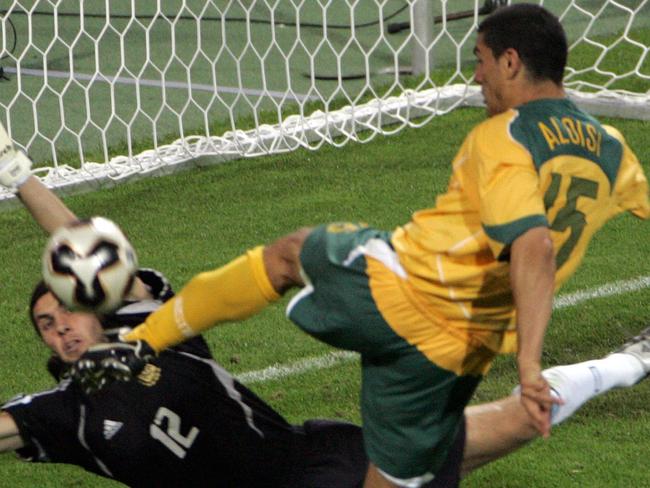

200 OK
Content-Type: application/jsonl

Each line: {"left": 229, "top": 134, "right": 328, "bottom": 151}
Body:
{"left": 0, "top": 107, "right": 649, "bottom": 486}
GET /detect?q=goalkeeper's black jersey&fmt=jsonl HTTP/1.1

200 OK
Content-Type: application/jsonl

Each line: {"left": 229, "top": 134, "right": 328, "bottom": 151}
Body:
{"left": 3, "top": 268, "right": 369, "bottom": 487}
{"left": 3, "top": 346, "right": 310, "bottom": 487}
{"left": 3, "top": 351, "right": 297, "bottom": 487}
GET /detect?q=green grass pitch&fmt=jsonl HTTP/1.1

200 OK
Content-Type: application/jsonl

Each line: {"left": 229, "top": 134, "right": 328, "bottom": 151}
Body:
{"left": 0, "top": 107, "right": 649, "bottom": 486}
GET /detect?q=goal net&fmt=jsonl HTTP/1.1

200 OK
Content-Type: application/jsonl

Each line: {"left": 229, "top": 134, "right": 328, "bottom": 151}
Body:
{"left": 0, "top": 0, "right": 648, "bottom": 203}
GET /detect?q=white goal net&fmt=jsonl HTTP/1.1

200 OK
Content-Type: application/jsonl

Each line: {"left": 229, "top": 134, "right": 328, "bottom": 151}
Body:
{"left": 0, "top": 0, "right": 648, "bottom": 203}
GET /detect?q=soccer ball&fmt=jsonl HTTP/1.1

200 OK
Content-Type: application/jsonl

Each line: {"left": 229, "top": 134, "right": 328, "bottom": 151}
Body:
{"left": 42, "top": 217, "right": 138, "bottom": 314}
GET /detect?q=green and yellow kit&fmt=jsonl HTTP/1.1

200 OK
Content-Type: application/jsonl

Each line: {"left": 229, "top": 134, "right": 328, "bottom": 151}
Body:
{"left": 392, "top": 98, "right": 649, "bottom": 356}
{"left": 288, "top": 98, "right": 649, "bottom": 481}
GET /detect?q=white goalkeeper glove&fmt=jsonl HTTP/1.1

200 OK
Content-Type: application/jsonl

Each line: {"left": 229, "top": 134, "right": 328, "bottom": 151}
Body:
{"left": 0, "top": 122, "right": 32, "bottom": 190}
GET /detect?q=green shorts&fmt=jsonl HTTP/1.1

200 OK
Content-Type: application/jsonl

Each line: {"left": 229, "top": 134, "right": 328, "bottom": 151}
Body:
{"left": 287, "top": 223, "right": 481, "bottom": 481}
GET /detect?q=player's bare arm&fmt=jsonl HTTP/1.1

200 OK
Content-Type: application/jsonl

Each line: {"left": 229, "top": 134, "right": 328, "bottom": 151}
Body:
{"left": 0, "top": 122, "right": 74, "bottom": 232}
{"left": 510, "top": 225, "right": 559, "bottom": 438}
{"left": 17, "top": 177, "right": 77, "bottom": 233}
{"left": 0, "top": 412, "right": 24, "bottom": 452}
{"left": 0, "top": 122, "right": 149, "bottom": 302}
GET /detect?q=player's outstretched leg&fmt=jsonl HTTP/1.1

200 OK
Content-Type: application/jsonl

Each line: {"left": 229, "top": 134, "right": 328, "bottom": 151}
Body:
{"left": 544, "top": 326, "right": 650, "bottom": 425}
{"left": 610, "top": 326, "right": 650, "bottom": 374}
{"left": 124, "top": 228, "right": 312, "bottom": 352}
{"left": 461, "top": 326, "right": 650, "bottom": 476}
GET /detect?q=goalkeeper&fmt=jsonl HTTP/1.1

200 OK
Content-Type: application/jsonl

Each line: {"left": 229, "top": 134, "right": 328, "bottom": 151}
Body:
{"left": 1, "top": 118, "right": 650, "bottom": 487}
{"left": 0, "top": 159, "right": 372, "bottom": 486}
{"left": 3, "top": 267, "right": 650, "bottom": 487}
{"left": 83, "top": 4, "right": 648, "bottom": 487}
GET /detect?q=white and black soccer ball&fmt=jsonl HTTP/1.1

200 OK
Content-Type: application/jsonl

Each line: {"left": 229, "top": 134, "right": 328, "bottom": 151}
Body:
{"left": 42, "top": 217, "right": 138, "bottom": 314}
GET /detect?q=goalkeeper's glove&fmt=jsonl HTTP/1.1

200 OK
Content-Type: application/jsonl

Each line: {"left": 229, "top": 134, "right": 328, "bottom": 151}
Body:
{"left": 70, "top": 340, "right": 156, "bottom": 395}
{"left": 0, "top": 122, "right": 32, "bottom": 190}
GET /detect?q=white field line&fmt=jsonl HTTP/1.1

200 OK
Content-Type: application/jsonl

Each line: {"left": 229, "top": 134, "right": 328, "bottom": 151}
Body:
{"left": 237, "top": 350, "right": 357, "bottom": 384}
{"left": 4, "top": 67, "right": 318, "bottom": 103}
{"left": 237, "top": 275, "right": 650, "bottom": 384}
{"left": 553, "top": 275, "right": 650, "bottom": 309}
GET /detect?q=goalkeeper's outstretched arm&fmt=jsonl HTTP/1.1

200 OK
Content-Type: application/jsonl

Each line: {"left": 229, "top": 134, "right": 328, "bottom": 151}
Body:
{"left": 0, "top": 412, "right": 24, "bottom": 453}
{"left": 17, "top": 177, "right": 77, "bottom": 233}
{"left": 0, "top": 122, "right": 150, "bottom": 300}
{"left": 0, "top": 121, "right": 76, "bottom": 232}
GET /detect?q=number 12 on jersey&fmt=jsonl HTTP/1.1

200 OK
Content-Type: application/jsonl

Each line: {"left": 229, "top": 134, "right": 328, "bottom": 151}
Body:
{"left": 149, "top": 407, "right": 200, "bottom": 459}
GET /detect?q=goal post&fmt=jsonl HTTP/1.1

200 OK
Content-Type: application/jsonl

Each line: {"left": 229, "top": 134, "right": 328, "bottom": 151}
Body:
{"left": 0, "top": 0, "right": 647, "bottom": 204}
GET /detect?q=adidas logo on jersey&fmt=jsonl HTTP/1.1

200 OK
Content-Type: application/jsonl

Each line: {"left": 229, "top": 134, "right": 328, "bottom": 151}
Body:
{"left": 103, "top": 419, "right": 123, "bottom": 440}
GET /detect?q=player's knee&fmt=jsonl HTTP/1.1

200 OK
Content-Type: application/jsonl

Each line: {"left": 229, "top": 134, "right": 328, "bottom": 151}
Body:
{"left": 264, "top": 227, "right": 312, "bottom": 293}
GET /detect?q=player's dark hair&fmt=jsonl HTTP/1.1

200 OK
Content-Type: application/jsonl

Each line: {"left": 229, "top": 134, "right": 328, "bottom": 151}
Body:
{"left": 478, "top": 3, "right": 567, "bottom": 85}
{"left": 29, "top": 280, "right": 51, "bottom": 337}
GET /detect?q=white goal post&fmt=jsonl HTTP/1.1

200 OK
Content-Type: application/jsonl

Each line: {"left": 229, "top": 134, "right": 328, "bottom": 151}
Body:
{"left": 0, "top": 0, "right": 648, "bottom": 204}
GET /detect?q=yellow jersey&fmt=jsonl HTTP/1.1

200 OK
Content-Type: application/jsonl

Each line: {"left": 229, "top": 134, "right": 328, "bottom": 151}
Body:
{"left": 391, "top": 98, "right": 649, "bottom": 353}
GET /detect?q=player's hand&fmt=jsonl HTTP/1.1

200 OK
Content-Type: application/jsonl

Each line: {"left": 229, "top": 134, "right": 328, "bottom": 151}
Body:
{"left": 518, "top": 366, "right": 561, "bottom": 439}
{"left": 70, "top": 340, "right": 156, "bottom": 395}
{"left": 0, "top": 122, "right": 32, "bottom": 190}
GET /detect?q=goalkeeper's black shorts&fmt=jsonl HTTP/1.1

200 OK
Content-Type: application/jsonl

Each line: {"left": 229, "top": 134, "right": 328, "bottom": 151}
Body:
{"left": 291, "top": 417, "right": 466, "bottom": 488}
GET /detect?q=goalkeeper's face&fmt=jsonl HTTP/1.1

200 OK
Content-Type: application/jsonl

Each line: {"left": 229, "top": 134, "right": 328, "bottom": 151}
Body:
{"left": 32, "top": 291, "right": 105, "bottom": 363}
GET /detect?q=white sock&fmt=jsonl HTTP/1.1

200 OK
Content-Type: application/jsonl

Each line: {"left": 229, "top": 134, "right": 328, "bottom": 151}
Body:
{"left": 543, "top": 353, "right": 645, "bottom": 425}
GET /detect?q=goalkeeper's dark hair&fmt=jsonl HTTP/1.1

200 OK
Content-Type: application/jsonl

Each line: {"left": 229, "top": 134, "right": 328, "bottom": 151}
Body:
{"left": 478, "top": 3, "right": 567, "bottom": 85}
{"left": 29, "top": 280, "right": 51, "bottom": 337}
{"left": 29, "top": 281, "right": 69, "bottom": 380}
